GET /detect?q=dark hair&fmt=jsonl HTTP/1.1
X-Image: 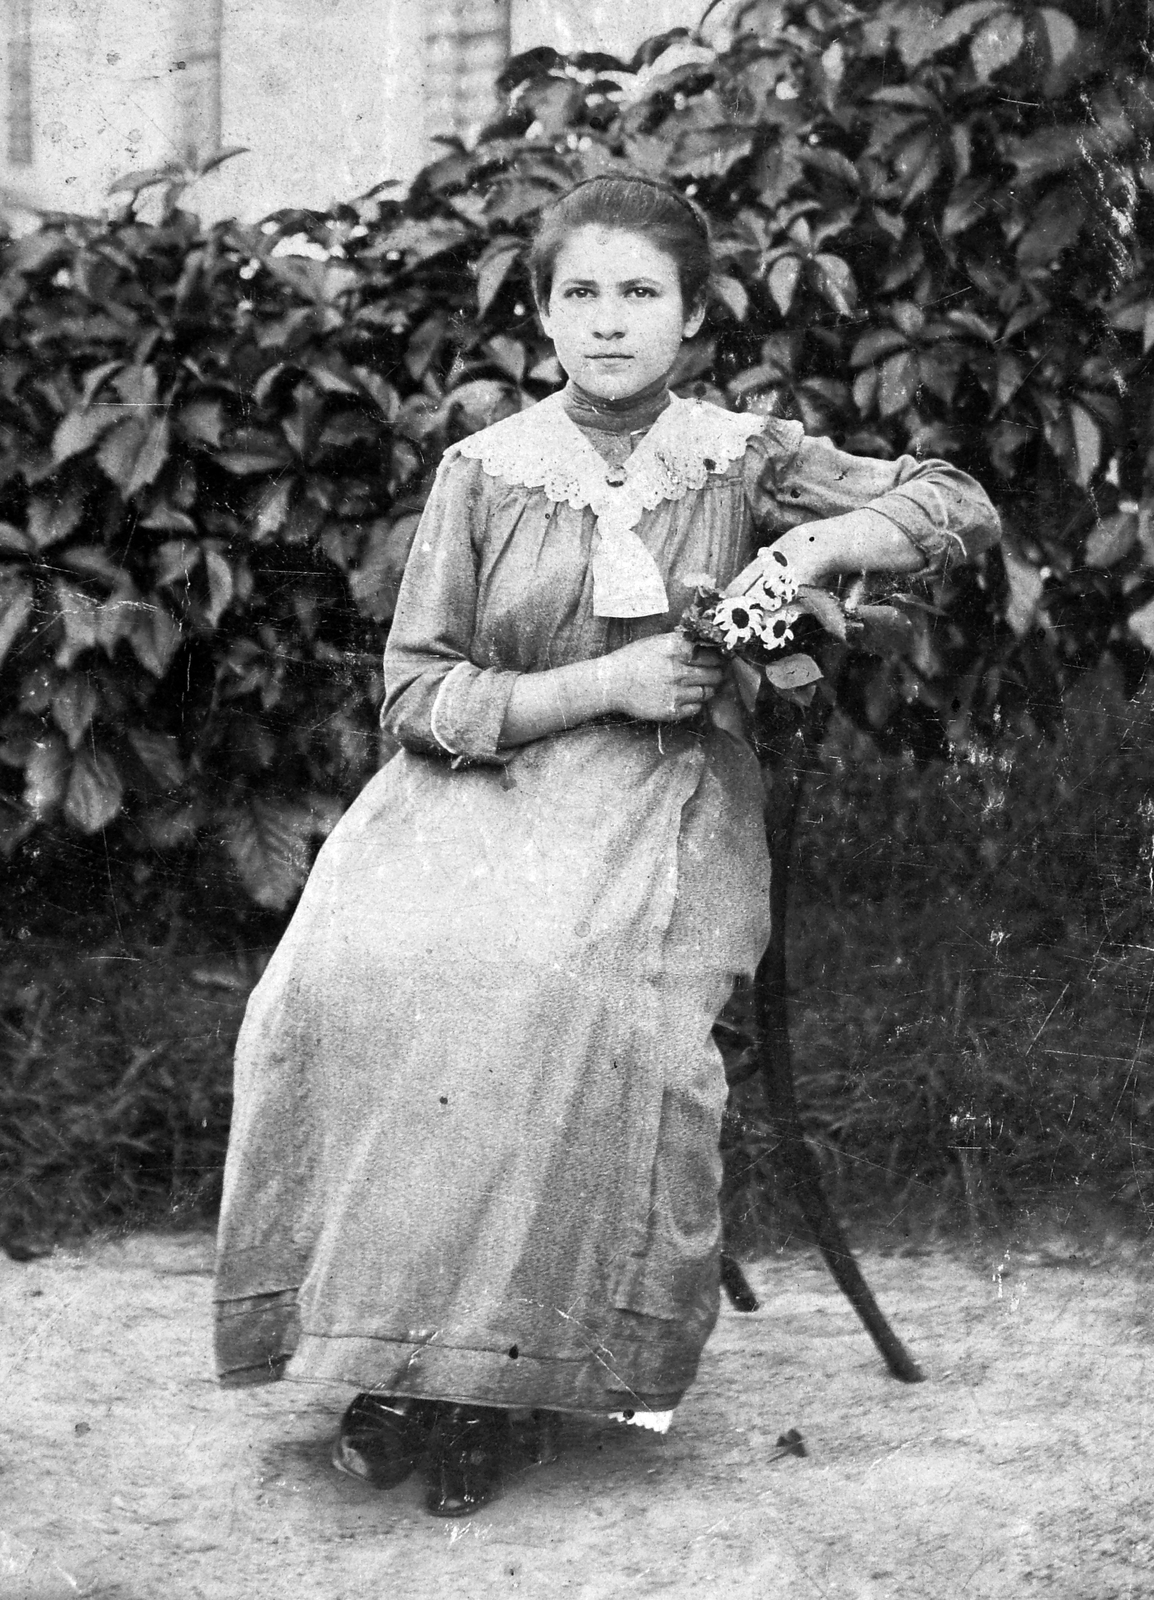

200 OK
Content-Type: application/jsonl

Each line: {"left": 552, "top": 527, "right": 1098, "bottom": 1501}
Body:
{"left": 529, "top": 175, "right": 713, "bottom": 312}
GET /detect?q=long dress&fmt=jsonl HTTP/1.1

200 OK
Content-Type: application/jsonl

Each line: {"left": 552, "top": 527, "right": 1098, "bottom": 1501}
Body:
{"left": 213, "top": 391, "right": 998, "bottom": 1419}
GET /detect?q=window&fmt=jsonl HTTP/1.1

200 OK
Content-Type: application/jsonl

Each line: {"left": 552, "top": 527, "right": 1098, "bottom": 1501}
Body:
{"left": 424, "top": 0, "right": 511, "bottom": 146}
{"left": 6, "top": 0, "right": 33, "bottom": 166}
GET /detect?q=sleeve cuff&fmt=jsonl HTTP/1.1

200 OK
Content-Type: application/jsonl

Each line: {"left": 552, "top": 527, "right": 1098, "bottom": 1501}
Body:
{"left": 861, "top": 496, "right": 969, "bottom": 570}
{"left": 429, "top": 662, "right": 521, "bottom": 765}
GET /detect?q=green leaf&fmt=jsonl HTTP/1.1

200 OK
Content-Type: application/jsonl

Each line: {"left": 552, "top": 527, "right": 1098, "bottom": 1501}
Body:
{"left": 1128, "top": 595, "right": 1154, "bottom": 651}
{"left": 1085, "top": 512, "right": 1137, "bottom": 568}
{"left": 368, "top": 217, "right": 472, "bottom": 263}
{"left": 731, "top": 656, "right": 762, "bottom": 712}
{"left": 23, "top": 735, "right": 69, "bottom": 819}
{"left": 97, "top": 419, "right": 146, "bottom": 491}
{"left": 177, "top": 398, "right": 225, "bottom": 448}
{"left": 127, "top": 728, "right": 185, "bottom": 789}
{"left": 794, "top": 585, "right": 848, "bottom": 641}
{"left": 203, "top": 547, "right": 234, "bottom": 627}
{"left": 446, "top": 379, "right": 518, "bottom": 434}
{"left": 27, "top": 487, "right": 84, "bottom": 552}
{"left": 138, "top": 803, "right": 203, "bottom": 849}
{"left": 1017, "top": 187, "right": 1086, "bottom": 268}
{"left": 130, "top": 604, "right": 182, "bottom": 677}
{"left": 811, "top": 254, "right": 855, "bottom": 315}
{"left": 140, "top": 503, "right": 197, "bottom": 533}
{"left": 1002, "top": 547, "right": 1044, "bottom": 635}
{"left": 195, "top": 144, "right": 250, "bottom": 177}
{"left": 763, "top": 654, "right": 823, "bottom": 690}
{"left": 107, "top": 162, "right": 183, "bottom": 195}
{"left": 767, "top": 255, "right": 801, "bottom": 315}
{"left": 851, "top": 604, "right": 917, "bottom": 654}
{"left": 222, "top": 798, "right": 316, "bottom": 909}
{"left": 54, "top": 581, "right": 100, "bottom": 667}
{"left": 0, "top": 575, "right": 34, "bottom": 669}
{"left": 349, "top": 513, "right": 422, "bottom": 622}
{"left": 971, "top": 11, "right": 1025, "bottom": 81}
{"left": 1069, "top": 403, "right": 1101, "bottom": 487}
{"left": 850, "top": 329, "right": 908, "bottom": 368}
{"left": 51, "top": 676, "right": 100, "bottom": 749}
{"left": 253, "top": 478, "right": 293, "bottom": 538}
{"left": 64, "top": 746, "right": 123, "bottom": 832}
{"left": 712, "top": 275, "right": 748, "bottom": 321}
{"left": 216, "top": 449, "right": 291, "bottom": 475}
{"left": 125, "top": 416, "right": 171, "bottom": 498}
{"left": 475, "top": 240, "right": 523, "bottom": 317}
{"left": 1036, "top": 7, "right": 1079, "bottom": 71}
{"left": 878, "top": 350, "right": 918, "bottom": 417}
{"left": 852, "top": 367, "right": 877, "bottom": 415}
{"left": 96, "top": 585, "right": 143, "bottom": 653}
{"left": 53, "top": 407, "right": 119, "bottom": 463}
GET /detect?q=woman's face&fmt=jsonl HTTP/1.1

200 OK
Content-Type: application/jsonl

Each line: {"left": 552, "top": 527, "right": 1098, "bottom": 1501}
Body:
{"left": 540, "top": 224, "right": 705, "bottom": 401}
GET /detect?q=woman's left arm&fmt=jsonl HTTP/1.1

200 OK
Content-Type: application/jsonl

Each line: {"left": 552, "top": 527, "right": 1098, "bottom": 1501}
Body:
{"left": 729, "top": 425, "right": 1001, "bottom": 592}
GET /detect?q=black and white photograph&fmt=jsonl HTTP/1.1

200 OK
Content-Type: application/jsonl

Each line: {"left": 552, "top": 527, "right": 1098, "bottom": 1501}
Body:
{"left": 1, "top": 1, "right": 1151, "bottom": 1595}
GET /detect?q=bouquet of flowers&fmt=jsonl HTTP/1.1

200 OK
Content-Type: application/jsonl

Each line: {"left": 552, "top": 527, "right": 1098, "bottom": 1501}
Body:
{"left": 680, "top": 548, "right": 919, "bottom": 712}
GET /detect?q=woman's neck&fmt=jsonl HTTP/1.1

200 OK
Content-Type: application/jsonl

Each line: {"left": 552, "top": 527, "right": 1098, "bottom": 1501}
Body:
{"left": 561, "top": 375, "right": 671, "bottom": 435}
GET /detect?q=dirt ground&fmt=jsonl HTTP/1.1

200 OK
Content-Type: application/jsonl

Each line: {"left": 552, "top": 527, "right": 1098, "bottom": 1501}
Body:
{"left": 2, "top": 1228, "right": 1152, "bottom": 1600}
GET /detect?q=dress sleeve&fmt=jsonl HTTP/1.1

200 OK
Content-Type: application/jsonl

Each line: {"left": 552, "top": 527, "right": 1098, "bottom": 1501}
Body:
{"left": 744, "top": 417, "right": 1000, "bottom": 570}
{"left": 380, "top": 451, "right": 520, "bottom": 766}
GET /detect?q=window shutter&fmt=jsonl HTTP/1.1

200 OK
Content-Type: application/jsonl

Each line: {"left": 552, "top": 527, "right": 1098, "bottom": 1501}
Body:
{"left": 424, "top": 0, "right": 511, "bottom": 145}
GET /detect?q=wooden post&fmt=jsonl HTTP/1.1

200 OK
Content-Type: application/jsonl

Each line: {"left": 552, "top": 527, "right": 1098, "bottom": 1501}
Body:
{"left": 6, "top": 0, "right": 34, "bottom": 167}
{"left": 173, "top": 0, "right": 223, "bottom": 166}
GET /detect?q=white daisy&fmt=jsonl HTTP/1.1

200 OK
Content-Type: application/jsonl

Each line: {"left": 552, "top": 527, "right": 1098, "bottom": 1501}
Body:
{"left": 710, "top": 596, "right": 767, "bottom": 650}
{"left": 755, "top": 610, "right": 796, "bottom": 651}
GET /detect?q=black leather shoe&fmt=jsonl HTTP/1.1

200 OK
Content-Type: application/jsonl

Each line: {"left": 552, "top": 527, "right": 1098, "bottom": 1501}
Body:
{"left": 332, "top": 1393, "right": 435, "bottom": 1489}
{"left": 424, "top": 1404, "right": 509, "bottom": 1517}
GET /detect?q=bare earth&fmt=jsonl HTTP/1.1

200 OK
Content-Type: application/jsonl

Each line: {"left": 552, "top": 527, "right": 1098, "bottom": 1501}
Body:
{"left": 3, "top": 1230, "right": 1152, "bottom": 1600}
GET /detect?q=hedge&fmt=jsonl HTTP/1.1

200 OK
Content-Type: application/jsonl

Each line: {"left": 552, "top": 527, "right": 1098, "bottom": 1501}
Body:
{"left": 1, "top": 0, "right": 1152, "bottom": 912}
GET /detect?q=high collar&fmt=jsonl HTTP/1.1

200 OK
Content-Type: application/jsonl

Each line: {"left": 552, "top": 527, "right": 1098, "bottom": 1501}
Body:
{"left": 561, "top": 376, "right": 672, "bottom": 436}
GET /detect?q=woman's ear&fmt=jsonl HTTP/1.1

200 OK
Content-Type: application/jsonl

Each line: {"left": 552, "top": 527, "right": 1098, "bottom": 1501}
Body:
{"left": 683, "top": 300, "right": 706, "bottom": 340}
{"left": 535, "top": 292, "right": 554, "bottom": 339}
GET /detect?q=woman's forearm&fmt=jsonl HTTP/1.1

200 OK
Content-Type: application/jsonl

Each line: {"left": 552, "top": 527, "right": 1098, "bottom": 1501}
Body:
{"left": 498, "top": 656, "right": 619, "bottom": 748}
{"left": 727, "top": 508, "right": 928, "bottom": 597}
{"left": 773, "top": 509, "right": 928, "bottom": 585}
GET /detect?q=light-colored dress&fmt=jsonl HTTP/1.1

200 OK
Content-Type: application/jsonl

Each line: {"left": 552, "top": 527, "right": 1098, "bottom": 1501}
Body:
{"left": 213, "top": 393, "right": 998, "bottom": 1419}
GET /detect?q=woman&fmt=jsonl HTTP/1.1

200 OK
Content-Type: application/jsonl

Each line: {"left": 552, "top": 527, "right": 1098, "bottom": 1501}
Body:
{"left": 213, "top": 176, "right": 999, "bottom": 1516}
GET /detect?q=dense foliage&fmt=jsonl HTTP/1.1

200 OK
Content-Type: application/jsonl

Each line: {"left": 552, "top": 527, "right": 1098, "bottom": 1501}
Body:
{"left": 5, "top": 677, "right": 1150, "bottom": 1244}
{"left": 1, "top": 0, "right": 1152, "bottom": 912}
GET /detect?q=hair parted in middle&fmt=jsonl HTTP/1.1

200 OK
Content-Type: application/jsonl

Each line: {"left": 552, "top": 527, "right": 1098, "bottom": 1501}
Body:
{"left": 528, "top": 174, "right": 714, "bottom": 313}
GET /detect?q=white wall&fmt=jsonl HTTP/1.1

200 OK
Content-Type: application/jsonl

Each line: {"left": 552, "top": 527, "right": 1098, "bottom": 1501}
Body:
{"left": 195, "top": 0, "right": 429, "bottom": 221}
{"left": 1, "top": 0, "right": 185, "bottom": 216}
{"left": 1, "top": 0, "right": 430, "bottom": 221}
{"left": 511, "top": 0, "right": 700, "bottom": 57}
{"left": 0, "top": 0, "right": 712, "bottom": 225}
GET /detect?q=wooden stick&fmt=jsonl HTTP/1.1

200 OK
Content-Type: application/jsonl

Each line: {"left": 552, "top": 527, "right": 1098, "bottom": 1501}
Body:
{"left": 745, "top": 714, "right": 925, "bottom": 1383}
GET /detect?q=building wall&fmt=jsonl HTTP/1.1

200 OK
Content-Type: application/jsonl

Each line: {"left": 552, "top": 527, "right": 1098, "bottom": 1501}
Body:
{"left": 197, "top": 0, "right": 431, "bottom": 221}
{"left": 0, "top": 0, "right": 705, "bottom": 224}
{"left": 511, "top": 0, "right": 697, "bottom": 57}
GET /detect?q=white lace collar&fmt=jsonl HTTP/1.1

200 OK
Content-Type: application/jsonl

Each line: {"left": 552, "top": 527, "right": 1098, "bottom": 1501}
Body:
{"left": 453, "top": 392, "right": 766, "bottom": 618}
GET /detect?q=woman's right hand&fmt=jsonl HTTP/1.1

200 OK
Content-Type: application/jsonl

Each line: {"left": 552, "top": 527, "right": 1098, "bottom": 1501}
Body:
{"left": 602, "top": 633, "right": 726, "bottom": 723}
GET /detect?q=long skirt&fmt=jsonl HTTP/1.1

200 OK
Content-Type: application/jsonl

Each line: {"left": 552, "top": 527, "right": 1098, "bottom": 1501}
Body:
{"left": 213, "top": 719, "right": 772, "bottom": 1417}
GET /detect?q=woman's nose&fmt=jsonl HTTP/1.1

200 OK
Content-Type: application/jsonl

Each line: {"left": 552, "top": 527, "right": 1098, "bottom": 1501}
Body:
{"left": 591, "top": 306, "right": 626, "bottom": 339}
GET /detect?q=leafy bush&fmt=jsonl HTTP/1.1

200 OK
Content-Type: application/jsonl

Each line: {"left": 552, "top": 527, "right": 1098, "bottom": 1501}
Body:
{"left": 0, "top": 946, "right": 250, "bottom": 1244}
{"left": 5, "top": 681, "right": 1149, "bottom": 1244}
{"left": 1, "top": 0, "right": 1152, "bottom": 914}
{"left": 775, "top": 670, "right": 1154, "bottom": 1222}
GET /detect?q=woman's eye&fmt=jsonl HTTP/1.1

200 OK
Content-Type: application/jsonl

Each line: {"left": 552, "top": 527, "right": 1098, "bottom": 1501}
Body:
{"left": 563, "top": 286, "right": 592, "bottom": 299}
{"left": 627, "top": 286, "right": 658, "bottom": 299}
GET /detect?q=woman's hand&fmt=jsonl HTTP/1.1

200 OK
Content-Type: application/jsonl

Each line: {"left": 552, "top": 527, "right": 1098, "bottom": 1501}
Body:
{"left": 725, "top": 511, "right": 928, "bottom": 599}
{"left": 724, "top": 527, "right": 831, "bottom": 598}
{"left": 603, "top": 633, "right": 725, "bottom": 723}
